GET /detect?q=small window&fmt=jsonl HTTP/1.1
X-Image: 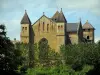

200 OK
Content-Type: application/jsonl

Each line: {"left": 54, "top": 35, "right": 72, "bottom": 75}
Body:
{"left": 58, "top": 26, "right": 60, "bottom": 30}
{"left": 87, "top": 36, "right": 89, "bottom": 39}
{"left": 88, "top": 29, "right": 90, "bottom": 31}
{"left": 61, "top": 25, "right": 63, "bottom": 30}
{"left": 25, "top": 27, "right": 27, "bottom": 30}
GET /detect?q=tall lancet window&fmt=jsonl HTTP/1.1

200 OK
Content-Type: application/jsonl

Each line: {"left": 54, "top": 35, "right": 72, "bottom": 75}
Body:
{"left": 47, "top": 24, "right": 49, "bottom": 32}
{"left": 43, "top": 22, "right": 44, "bottom": 31}
{"left": 38, "top": 23, "right": 40, "bottom": 31}
{"left": 52, "top": 24, "right": 53, "bottom": 30}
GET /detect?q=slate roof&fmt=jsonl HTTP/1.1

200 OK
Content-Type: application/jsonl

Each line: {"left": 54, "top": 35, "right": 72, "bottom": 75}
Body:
{"left": 83, "top": 21, "right": 94, "bottom": 29}
{"left": 57, "top": 10, "right": 67, "bottom": 22}
{"left": 52, "top": 11, "right": 60, "bottom": 22}
{"left": 21, "top": 10, "right": 31, "bottom": 24}
{"left": 51, "top": 9, "right": 67, "bottom": 22}
{"left": 67, "top": 23, "right": 79, "bottom": 32}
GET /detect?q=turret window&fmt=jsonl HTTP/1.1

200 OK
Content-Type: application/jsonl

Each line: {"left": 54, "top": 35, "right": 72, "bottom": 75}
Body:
{"left": 87, "top": 36, "right": 89, "bottom": 40}
{"left": 25, "top": 27, "right": 27, "bottom": 30}
{"left": 58, "top": 26, "right": 60, "bottom": 30}
{"left": 88, "top": 29, "right": 90, "bottom": 32}
{"left": 61, "top": 25, "right": 63, "bottom": 30}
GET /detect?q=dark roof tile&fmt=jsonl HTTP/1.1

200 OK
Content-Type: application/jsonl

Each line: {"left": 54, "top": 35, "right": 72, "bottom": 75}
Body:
{"left": 83, "top": 20, "right": 94, "bottom": 29}
{"left": 21, "top": 11, "right": 31, "bottom": 24}
{"left": 57, "top": 10, "right": 67, "bottom": 22}
{"left": 67, "top": 23, "right": 79, "bottom": 32}
{"left": 52, "top": 11, "right": 60, "bottom": 22}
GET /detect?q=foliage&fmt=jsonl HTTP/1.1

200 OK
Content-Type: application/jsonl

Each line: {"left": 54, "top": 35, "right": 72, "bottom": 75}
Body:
{"left": 0, "top": 24, "right": 23, "bottom": 72}
{"left": 60, "top": 42, "right": 100, "bottom": 74}
{"left": 26, "top": 65, "right": 92, "bottom": 75}
{"left": 38, "top": 38, "right": 61, "bottom": 67}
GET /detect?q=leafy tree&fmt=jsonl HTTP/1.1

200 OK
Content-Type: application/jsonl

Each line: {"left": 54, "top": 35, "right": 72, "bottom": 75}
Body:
{"left": 38, "top": 38, "right": 49, "bottom": 66}
{"left": 0, "top": 24, "right": 23, "bottom": 73}
{"left": 60, "top": 42, "right": 100, "bottom": 74}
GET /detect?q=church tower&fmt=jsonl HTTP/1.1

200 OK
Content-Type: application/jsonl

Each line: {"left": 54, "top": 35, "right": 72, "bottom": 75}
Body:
{"left": 52, "top": 8, "right": 67, "bottom": 51}
{"left": 20, "top": 10, "right": 32, "bottom": 43}
{"left": 83, "top": 20, "right": 95, "bottom": 43}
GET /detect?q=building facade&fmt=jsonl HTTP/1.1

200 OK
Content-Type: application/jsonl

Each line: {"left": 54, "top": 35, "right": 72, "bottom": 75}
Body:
{"left": 20, "top": 9, "right": 95, "bottom": 52}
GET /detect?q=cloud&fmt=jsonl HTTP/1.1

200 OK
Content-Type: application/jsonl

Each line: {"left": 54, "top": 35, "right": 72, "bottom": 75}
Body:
{"left": 95, "top": 36, "right": 100, "bottom": 43}
{"left": 0, "top": 19, "right": 20, "bottom": 40}
{"left": 49, "top": 0, "right": 100, "bottom": 15}
{"left": 0, "top": 0, "right": 100, "bottom": 15}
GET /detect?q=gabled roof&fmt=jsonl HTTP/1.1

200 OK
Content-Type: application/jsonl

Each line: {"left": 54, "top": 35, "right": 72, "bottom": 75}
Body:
{"left": 21, "top": 10, "right": 31, "bottom": 24}
{"left": 83, "top": 20, "right": 94, "bottom": 29}
{"left": 32, "top": 14, "right": 56, "bottom": 26}
{"left": 67, "top": 23, "right": 79, "bottom": 32}
{"left": 57, "top": 9, "right": 67, "bottom": 22}
{"left": 52, "top": 11, "right": 60, "bottom": 22}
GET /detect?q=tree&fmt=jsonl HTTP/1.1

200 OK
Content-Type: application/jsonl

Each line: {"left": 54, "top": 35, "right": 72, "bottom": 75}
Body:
{"left": 0, "top": 24, "right": 23, "bottom": 73}
{"left": 60, "top": 43, "right": 100, "bottom": 74}
{"left": 38, "top": 38, "right": 49, "bottom": 66}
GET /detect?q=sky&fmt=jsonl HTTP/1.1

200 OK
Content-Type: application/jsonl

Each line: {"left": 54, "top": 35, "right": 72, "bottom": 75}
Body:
{"left": 0, "top": 0, "right": 100, "bottom": 42}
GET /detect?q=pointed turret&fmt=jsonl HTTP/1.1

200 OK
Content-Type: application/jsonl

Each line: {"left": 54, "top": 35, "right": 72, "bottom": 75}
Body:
{"left": 20, "top": 10, "right": 33, "bottom": 43}
{"left": 21, "top": 10, "right": 31, "bottom": 24}
{"left": 57, "top": 8, "right": 67, "bottom": 22}
{"left": 52, "top": 10, "right": 60, "bottom": 21}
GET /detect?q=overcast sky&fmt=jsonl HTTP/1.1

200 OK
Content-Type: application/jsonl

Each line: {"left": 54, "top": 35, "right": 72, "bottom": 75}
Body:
{"left": 0, "top": 0, "right": 100, "bottom": 42}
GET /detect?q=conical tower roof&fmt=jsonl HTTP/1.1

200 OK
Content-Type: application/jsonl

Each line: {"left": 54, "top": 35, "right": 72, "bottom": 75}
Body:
{"left": 57, "top": 8, "right": 67, "bottom": 22}
{"left": 83, "top": 20, "right": 94, "bottom": 29}
{"left": 52, "top": 11, "right": 60, "bottom": 21}
{"left": 21, "top": 10, "right": 31, "bottom": 24}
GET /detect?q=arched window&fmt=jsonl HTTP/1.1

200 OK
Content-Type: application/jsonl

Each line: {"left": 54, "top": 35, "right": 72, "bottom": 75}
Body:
{"left": 61, "top": 25, "right": 63, "bottom": 30}
{"left": 43, "top": 22, "right": 44, "bottom": 31}
{"left": 87, "top": 36, "right": 89, "bottom": 39}
{"left": 58, "top": 26, "right": 60, "bottom": 30}
{"left": 47, "top": 24, "right": 49, "bottom": 31}
{"left": 38, "top": 23, "right": 40, "bottom": 31}
{"left": 25, "top": 27, "right": 27, "bottom": 30}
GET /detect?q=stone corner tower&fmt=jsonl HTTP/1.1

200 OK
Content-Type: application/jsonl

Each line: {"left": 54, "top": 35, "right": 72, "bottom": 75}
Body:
{"left": 52, "top": 8, "right": 67, "bottom": 51}
{"left": 20, "top": 10, "right": 33, "bottom": 44}
{"left": 83, "top": 20, "right": 95, "bottom": 43}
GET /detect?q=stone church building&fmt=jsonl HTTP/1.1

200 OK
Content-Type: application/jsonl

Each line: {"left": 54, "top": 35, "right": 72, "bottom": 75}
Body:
{"left": 20, "top": 9, "right": 95, "bottom": 52}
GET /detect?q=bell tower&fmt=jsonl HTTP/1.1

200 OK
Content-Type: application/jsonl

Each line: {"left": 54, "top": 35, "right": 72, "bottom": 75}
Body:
{"left": 56, "top": 8, "right": 67, "bottom": 52}
{"left": 83, "top": 20, "right": 95, "bottom": 43}
{"left": 20, "top": 10, "right": 32, "bottom": 43}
